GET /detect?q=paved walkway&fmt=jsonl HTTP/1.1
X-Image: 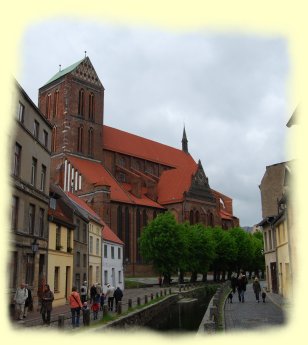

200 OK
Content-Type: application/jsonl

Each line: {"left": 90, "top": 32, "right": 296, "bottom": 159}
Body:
{"left": 11, "top": 284, "right": 174, "bottom": 330}
{"left": 224, "top": 282, "right": 288, "bottom": 332}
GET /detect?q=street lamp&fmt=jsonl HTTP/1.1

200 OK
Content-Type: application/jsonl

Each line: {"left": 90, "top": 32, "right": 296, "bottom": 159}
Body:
{"left": 31, "top": 238, "right": 39, "bottom": 254}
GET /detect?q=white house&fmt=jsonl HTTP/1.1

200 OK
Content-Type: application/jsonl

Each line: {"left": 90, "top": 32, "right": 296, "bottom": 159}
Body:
{"left": 102, "top": 222, "right": 124, "bottom": 293}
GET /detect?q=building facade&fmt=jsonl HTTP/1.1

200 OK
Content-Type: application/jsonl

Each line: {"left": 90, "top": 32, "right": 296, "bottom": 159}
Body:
{"left": 9, "top": 81, "right": 52, "bottom": 306}
{"left": 37, "top": 56, "right": 239, "bottom": 276}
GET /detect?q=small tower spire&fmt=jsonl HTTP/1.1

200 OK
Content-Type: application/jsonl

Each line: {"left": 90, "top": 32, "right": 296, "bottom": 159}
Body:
{"left": 182, "top": 126, "right": 189, "bottom": 153}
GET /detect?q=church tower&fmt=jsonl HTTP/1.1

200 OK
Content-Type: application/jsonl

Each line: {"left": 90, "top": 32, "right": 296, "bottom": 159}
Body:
{"left": 182, "top": 126, "right": 189, "bottom": 153}
{"left": 38, "top": 56, "right": 105, "bottom": 162}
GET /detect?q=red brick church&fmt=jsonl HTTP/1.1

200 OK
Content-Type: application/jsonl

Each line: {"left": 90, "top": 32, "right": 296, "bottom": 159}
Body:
{"left": 38, "top": 56, "right": 239, "bottom": 276}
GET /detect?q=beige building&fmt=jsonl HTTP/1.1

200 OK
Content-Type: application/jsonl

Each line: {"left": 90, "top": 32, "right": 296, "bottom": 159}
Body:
{"left": 47, "top": 190, "right": 75, "bottom": 307}
{"left": 9, "top": 81, "right": 52, "bottom": 308}
{"left": 65, "top": 192, "right": 103, "bottom": 288}
{"left": 259, "top": 159, "right": 294, "bottom": 299}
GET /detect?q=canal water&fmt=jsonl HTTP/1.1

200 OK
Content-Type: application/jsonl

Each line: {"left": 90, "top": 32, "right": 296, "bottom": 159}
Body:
{"left": 144, "top": 288, "right": 214, "bottom": 333}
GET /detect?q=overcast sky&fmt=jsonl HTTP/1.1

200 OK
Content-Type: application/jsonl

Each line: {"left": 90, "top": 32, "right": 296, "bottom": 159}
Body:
{"left": 17, "top": 19, "right": 291, "bottom": 226}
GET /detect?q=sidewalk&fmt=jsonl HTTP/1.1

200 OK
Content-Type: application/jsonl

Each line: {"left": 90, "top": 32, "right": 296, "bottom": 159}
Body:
{"left": 12, "top": 283, "right": 172, "bottom": 330}
{"left": 224, "top": 282, "right": 287, "bottom": 332}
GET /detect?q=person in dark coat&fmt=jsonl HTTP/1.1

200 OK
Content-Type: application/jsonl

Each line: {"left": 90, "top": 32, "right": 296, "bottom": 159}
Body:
{"left": 253, "top": 277, "right": 262, "bottom": 303}
{"left": 90, "top": 283, "right": 97, "bottom": 304}
{"left": 40, "top": 284, "right": 54, "bottom": 325}
{"left": 23, "top": 284, "right": 33, "bottom": 318}
{"left": 237, "top": 271, "right": 248, "bottom": 303}
{"left": 113, "top": 287, "right": 123, "bottom": 311}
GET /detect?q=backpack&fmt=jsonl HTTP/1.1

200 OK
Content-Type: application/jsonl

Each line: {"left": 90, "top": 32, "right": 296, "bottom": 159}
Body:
{"left": 81, "top": 287, "right": 85, "bottom": 293}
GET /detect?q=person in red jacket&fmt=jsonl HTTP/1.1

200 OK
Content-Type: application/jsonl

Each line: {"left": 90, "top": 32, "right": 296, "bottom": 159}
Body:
{"left": 68, "top": 286, "right": 83, "bottom": 328}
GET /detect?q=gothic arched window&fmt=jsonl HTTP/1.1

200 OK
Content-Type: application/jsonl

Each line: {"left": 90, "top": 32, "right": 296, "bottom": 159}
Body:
{"left": 78, "top": 89, "right": 85, "bottom": 116}
{"left": 46, "top": 94, "right": 52, "bottom": 119}
{"left": 88, "top": 92, "right": 95, "bottom": 121}
{"left": 53, "top": 90, "right": 59, "bottom": 118}
{"left": 88, "top": 127, "right": 94, "bottom": 156}
{"left": 77, "top": 125, "right": 84, "bottom": 153}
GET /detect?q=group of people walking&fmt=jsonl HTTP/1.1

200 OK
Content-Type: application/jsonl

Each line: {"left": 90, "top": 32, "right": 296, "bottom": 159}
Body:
{"left": 68, "top": 282, "right": 123, "bottom": 328}
{"left": 13, "top": 281, "right": 123, "bottom": 328}
{"left": 229, "top": 270, "right": 266, "bottom": 304}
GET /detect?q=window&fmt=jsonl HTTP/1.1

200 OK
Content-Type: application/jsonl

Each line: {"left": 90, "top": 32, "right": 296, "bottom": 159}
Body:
{"left": 88, "top": 93, "right": 95, "bottom": 120}
{"left": 83, "top": 254, "right": 87, "bottom": 268}
{"left": 88, "top": 128, "right": 94, "bottom": 156}
{"left": 96, "top": 266, "right": 99, "bottom": 283}
{"left": 13, "top": 143, "right": 22, "bottom": 176}
{"left": 10, "top": 251, "right": 18, "bottom": 289}
{"left": 75, "top": 274, "right": 80, "bottom": 291}
{"left": 104, "top": 244, "right": 108, "bottom": 258}
{"left": 56, "top": 225, "right": 61, "bottom": 249}
{"left": 52, "top": 126, "right": 57, "bottom": 152}
{"left": 78, "top": 89, "right": 84, "bottom": 116}
{"left": 46, "top": 94, "right": 52, "bottom": 119}
{"left": 31, "top": 158, "right": 37, "bottom": 186}
{"left": 89, "top": 236, "right": 93, "bottom": 254}
{"left": 50, "top": 197, "right": 56, "bottom": 210}
{"left": 54, "top": 267, "right": 60, "bottom": 292}
{"left": 39, "top": 208, "right": 45, "bottom": 237}
{"left": 118, "top": 172, "right": 126, "bottom": 183}
{"left": 77, "top": 125, "right": 84, "bottom": 152}
{"left": 11, "top": 196, "right": 19, "bottom": 230}
{"left": 53, "top": 90, "right": 59, "bottom": 118}
{"left": 111, "top": 246, "right": 114, "bottom": 259}
{"left": 118, "top": 271, "right": 122, "bottom": 283}
{"left": 118, "top": 247, "right": 121, "bottom": 260}
{"left": 104, "top": 270, "right": 108, "bottom": 285}
{"left": 96, "top": 238, "right": 99, "bottom": 255}
{"left": 67, "top": 229, "right": 72, "bottom": 251}
{"left": 76, "top": 251, "right": 80, "bottom": 267}
{"left": 43, "top": 130, "right": 48, "bottom": 148}
{"left": 17, "top": 102, "right": 25, "bottom": 123}
{"left": 75, "top": 219, "right": 80, "bottom": 241}
{"left": 25, "top": 254, "right": 34, "bottom": 285}
{"left": 83, "top": 223, "right": 87, "bottom": 243}
{"left": 40, "top": 165, "right": 46, "bottom": 192}
{"left": 28, "top": 204, "right": 35, "bottom": 235}
{"left": 33, "top": 120, "right": 39, "bottom": 139}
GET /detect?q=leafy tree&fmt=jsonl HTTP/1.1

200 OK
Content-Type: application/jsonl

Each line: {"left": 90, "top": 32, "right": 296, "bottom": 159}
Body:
{"left": 210, "top": 227, "right": 238, "bottom": 281}
{"left": 139, "top": 211, "right": 184, "bottom": 284}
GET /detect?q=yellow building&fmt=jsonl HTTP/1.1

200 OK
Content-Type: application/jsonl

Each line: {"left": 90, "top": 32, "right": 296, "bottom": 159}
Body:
{"left": 47, "top": 192, "right": 75, "bottom": 307}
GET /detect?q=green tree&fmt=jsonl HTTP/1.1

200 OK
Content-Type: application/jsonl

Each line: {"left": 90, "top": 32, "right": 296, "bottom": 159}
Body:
{"left": 139, "top": 211, "right": 184, "bottom": 284}
{"left": 210, "top": 227, "right": 238, "bottom": 281}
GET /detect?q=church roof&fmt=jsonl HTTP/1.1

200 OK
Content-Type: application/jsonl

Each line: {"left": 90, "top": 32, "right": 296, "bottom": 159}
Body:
{"left": 67, "top": 155, "right": 164, "bottom": 208}
{"left": 103, "top": 125, "right": 196, "bottom": 168}
{"left": 102, "top": 222, "right": 124, "bottom": 245}
{"left": 103, "top": 125, "right": 198, "bottom": 204}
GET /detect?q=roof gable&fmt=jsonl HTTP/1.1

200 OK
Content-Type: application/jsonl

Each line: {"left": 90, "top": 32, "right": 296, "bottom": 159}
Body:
{"left": 102, "top": 222, "right": 124, "bottom": 245}
{"left": 42, "top": 57, "right": 103, "bottom": 88}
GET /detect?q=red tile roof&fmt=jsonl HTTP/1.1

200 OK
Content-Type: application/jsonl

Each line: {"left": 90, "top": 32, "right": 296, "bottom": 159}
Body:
{"left": 103, "top": 125, "right": 199, "bottom": 204}
{"left": 103, "top": 125, "right": 197, "bottom": 168}
{"left": 67, "top": 156, "right": 132, "bottom": 203}
{"left": 66, "top": 191, "right": 103, "bottom": 225}
{"left": 102, "top": 221, "right": 124, "bottom": 245}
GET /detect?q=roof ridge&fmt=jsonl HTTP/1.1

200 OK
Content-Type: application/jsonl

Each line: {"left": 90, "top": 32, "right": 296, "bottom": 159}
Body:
{"left": 41, "top": 57, "right": 86, "bottom": 87}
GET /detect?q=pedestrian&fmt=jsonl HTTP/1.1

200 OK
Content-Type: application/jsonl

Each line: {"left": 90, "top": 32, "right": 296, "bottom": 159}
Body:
{"left": 90, "top": 283, "right": 97, "bottom": 304}
{"left": 106, "top": 283, "right": 115, "bottom": 311}
{"left": 113, "top": 286, "right": 123, "bottom": 311}
{"left": 23, "top": 284, "right": 33, "bottom": 318}
{"left": 82, "top": 302, "right": 90, "bottom": 326}
{"left": 69, "top": 286, "right": 83, "bottom": 328}
{"left": 96, "top": 283, "right": 102, "bottom": 295}
{"left": 13, "top": 282, "right": 28, "bottom": 320}
{"left": 100, "top": 292, "right": 105, "bottom": 311}
{"left": 253, "top": 277, "right": 262, "bottom": 303}
{"left": 230, "top": 272, "right": 237, "bottom": 293}
{"left": 91, "top": 294, "right": 100, "bottom": 320}
{"left": 80, "top": 281, "right": 88, "bottom": 304}
{"left": 40, "top": 284, "right": 54, "bottom": 325}
{"left": 237, "top": 270, "right": 248, "bottom": 303}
